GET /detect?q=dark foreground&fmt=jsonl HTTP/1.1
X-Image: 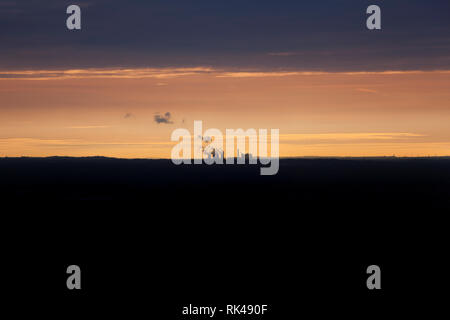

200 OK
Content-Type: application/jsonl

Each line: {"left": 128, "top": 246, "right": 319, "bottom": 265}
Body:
{"left": 1, "top": 157, "right": 448, "bottom": 317}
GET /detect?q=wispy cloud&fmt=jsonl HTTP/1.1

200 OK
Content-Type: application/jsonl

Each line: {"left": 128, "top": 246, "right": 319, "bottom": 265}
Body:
{"left": 216, "top": 70, "right": 450, "bottom": 78}
{"left": 0, "top": 138, "right": 172, "bottom": 147}
{"left": 281, "top": 133, "right": 426, "bottom": 142}
{"left": 174, "top": 133, "right": 426, "bottom": 144}
{"left": 216, "top": 71, "right": 309, "bottom": 78}
{"left": 1, "top": 68, "right": 449, "bottom": 80}
{"left": 0, "top": 67, "right": 214, "bottom": 80}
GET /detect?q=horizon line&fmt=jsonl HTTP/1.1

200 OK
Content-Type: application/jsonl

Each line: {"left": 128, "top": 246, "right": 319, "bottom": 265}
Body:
{"left": 2, "top": 155, "right": 450, "bottom": 160}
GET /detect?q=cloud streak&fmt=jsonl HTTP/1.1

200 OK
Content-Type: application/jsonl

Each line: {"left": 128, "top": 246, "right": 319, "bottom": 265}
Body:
{"left": 0, "top": 67, "right": 214, "bottom": 80}
{"left": 1, "top": 68, "right": 449, "bottom": 80}
{"left": 280, "top": 133, "right": 426, "bottom": 143}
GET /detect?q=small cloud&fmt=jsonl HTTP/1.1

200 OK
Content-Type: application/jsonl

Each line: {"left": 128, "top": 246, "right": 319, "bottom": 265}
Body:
{"left": 124, "top": 113, "right": 134, "bottom": 119}
{"left": 154, "top": 112, "right": 173, "bottom": 124}
{"left": 156, "top": 82, "right": 168, "bottom": 86}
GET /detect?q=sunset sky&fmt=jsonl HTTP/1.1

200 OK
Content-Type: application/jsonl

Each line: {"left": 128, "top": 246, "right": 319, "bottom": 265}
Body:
{"left": 1, "top": 0, "right": 450, "bottom": 158}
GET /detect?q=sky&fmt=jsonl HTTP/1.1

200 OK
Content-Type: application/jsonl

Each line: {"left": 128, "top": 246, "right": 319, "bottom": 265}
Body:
{"left": 1, "top": 0, "right": 450, "bottom": 158}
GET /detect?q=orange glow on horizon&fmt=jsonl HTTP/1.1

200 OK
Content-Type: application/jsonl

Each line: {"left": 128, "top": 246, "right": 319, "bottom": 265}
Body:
{"left": 1, "top": 68, "right": 450, "bottom": 158}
